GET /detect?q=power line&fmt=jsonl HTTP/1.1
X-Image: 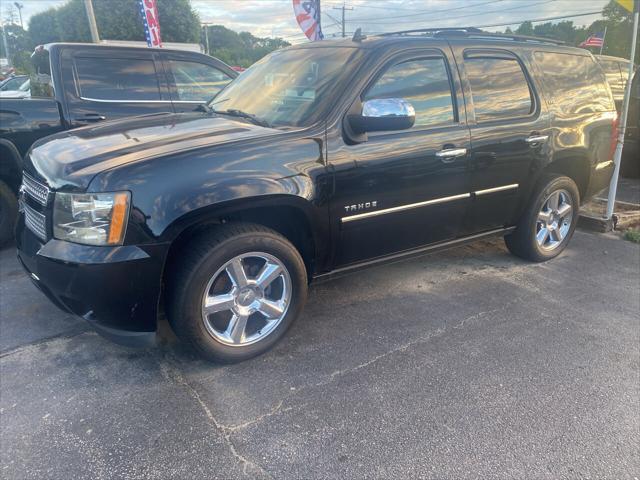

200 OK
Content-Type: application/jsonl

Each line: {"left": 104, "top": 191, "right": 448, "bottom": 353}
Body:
{"left": 353, "top": 0, "right": 504, "bottom": 21}
{"left": 470, "top": 9, "right": 604, "bottom": 29}
{"left": 365, "top": 9, "right": 604, "bottom": 34}
{"left": 359, "top": 0, "right": 557, "bottom": 25}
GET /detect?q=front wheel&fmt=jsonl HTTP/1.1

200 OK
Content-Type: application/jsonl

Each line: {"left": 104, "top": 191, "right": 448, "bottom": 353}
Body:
{"left": 505, "top": 175, "right": 580, "bottom": 262}
{"left": 167, "top": 223, "right": 308, "bottom": 363}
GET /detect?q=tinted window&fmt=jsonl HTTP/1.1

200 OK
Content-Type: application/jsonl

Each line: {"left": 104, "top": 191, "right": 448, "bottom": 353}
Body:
{"left": 169, "top": 60, "right": 233, "bottom": 101}
{"left": 598, "top": 58, "right": 625, "bottom": 100}
{"left": 365, "top": 57, "right": 454, "bottom": 128}
{"left": 534, "top": 51, "right": 612, "bottom": 114}
{"left": 75, "top": 57, "right": 162, "bottom": 101}
{"left": 464, "top": 56, "right": 533, "bottom": 121}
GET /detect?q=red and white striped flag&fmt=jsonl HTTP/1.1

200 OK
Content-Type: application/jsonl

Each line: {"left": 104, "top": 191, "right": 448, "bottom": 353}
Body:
{"left": 293, "top": 0, "right": 324, "bottom": 41}
{"left": 579, "top": 32, "right": 605, "bottom": 48}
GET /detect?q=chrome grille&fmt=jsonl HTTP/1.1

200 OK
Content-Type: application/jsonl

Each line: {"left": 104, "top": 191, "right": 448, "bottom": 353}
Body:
{"left": 24, "top": 202, "right": 47, "bottom": 241}
{"left": 22, "top": 173, "right": 50, "bottom": 206}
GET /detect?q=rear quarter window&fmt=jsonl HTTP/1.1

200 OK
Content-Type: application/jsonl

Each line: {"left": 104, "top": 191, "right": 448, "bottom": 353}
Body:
{"left": 534, "top": 51, "right": 613, "bottom": 114}
{"left": 463, "top": 55, "right": 533, "bottom": 122}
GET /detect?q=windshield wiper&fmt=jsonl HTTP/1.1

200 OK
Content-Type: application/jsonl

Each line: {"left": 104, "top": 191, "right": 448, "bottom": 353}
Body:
{"left": 195, "top": 103, "right": 212, "bottom": 113}
{"left": 212, "top": 108, "right": 272, "bottom": 128}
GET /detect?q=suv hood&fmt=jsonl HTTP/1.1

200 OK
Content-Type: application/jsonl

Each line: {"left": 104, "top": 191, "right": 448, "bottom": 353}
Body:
{"left": 26, "top": 112, "right": 281, "bottom": 189}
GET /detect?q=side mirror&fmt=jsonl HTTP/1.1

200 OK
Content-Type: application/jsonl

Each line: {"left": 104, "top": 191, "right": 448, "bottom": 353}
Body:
{"left": 348, "top": 98, "right": 415, "bottom": 134}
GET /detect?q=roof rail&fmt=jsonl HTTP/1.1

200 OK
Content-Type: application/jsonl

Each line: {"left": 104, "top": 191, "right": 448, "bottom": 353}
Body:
{"left": 379, "top": 27, "right": 565, "bottom": 45}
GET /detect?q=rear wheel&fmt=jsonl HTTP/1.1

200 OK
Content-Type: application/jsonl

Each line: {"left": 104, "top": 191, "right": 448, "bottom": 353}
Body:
{"left": 167, "top": 223, "right": 308, "bottom": 363}
{"left": 0, "top": 180, "right": 18, "bottom": 247}
{"left": 505, "top": 175, "right": 579, "bottom": 262}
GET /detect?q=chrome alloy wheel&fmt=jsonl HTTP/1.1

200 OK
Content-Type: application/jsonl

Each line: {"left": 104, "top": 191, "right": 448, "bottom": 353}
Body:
{"left": 201, "top": 252, "right": 292, "bottom": 346}
{"left": 536, "top": 189, "right": 573, "bottom": 251}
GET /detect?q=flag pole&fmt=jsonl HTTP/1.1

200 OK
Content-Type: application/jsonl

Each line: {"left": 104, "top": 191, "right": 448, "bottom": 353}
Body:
{"left": 605, "top": 1, "right": 639, "bottom": 220}
{"left": 599, "top": 25, "right": 607, "bottom": 55}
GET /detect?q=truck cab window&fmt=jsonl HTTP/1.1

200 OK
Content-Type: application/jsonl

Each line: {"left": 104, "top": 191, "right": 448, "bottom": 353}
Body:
{"left": 74, "top": 57, "right": 162, "bottom": 101}
{"left": 168, "top": 60, "right": 233, "bottom": 102}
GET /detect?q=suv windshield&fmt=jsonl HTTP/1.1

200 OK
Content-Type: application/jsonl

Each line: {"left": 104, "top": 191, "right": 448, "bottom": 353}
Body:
{"left": 209, "top": 46, "right": 363, "bottom": 128}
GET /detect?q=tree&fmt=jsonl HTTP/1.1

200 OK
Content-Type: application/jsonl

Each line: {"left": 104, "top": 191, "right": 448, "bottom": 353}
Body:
{"left": 0, "top": 24, "right": 33, "bottom": 72}
{"left": 507, "top": 1, "right": 638, "bottom": 64}
{"left": 203, "top": 25, "right": 289, "bottom": 67}
{"left": 28, "top": 0, "right": 201, "bottom": 46}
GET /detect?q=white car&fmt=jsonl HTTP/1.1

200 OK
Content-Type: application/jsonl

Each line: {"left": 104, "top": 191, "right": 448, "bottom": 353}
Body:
{"left": 0, "top": 77, "right": 30, "bottom": 98}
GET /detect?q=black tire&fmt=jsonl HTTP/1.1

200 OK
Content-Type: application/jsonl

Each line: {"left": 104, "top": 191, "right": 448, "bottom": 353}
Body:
{"left": 167, "top": 223, "right": 308, "bottom": 363}
{"left": 0, "top": 180, "right": 18, "bottom": 248}
{"left": 505, "top": 175, "right": 580, "bottom": 262}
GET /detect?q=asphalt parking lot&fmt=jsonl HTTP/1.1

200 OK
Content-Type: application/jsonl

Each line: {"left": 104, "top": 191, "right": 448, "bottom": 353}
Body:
{"left": 1, "top": 230, "right": 638, "bottom": 479}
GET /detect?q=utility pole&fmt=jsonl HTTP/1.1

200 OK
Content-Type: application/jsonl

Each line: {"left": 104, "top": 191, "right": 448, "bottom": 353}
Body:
{"left": 332, "top": 3, "right": 353, "bottom": 38}
{"left": 83, "top": 0, "right": 100, "bottom": 43}
{"left": 202, "top": 23, "right": 215, "bottom": 55}
{"left": 13, "top": 2, "right": 23, "bottom": 28}
{"left": 1, "top": 22, "right": 11, "bottom": 67}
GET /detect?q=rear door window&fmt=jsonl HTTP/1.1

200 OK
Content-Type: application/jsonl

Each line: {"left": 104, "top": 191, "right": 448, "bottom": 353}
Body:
{"left": 598, "top": 58, "right": 625, "bottom": 100}
{"left": 534, "top": 51, "right": 613, "bottom": 114}
{"left": 364, "top": 57, "right": 455, "bottom": 129}
{"left": 74, "top": 56, "right": 162, "bottom": 101}
{"left": 168, "top": 60, "right": 234, "bottom": 102}
{"left": 463, "top": 55, "right": 533, "bottom": 122}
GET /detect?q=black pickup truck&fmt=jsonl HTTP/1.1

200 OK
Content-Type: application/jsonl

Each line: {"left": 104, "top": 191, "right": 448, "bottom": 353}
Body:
{"left": 0, "top": 43, "right": 237, "bottom": 244}
{"left": 16, "top": 30, "right": 617, "bottom": 363}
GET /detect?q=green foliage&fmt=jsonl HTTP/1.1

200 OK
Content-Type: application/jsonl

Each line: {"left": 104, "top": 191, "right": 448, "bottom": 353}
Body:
{"left": 510, "top": 1, "right": 638, "bottom": 64}
{"left": 27, "top": 0, "right": 200, "bottom": 45}
{"left": 0, "top": 24, "right": 34, "bottom": 73}
{"left": 623, "top": 229, "right": 640, "bottom": 243}
{"left": 203, "top": 25, "right": 290, "bottom": 67}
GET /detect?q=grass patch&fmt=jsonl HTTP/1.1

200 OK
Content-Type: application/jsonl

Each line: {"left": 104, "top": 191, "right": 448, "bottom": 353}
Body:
{"left": 623, "top": 229, "right": 640, "bottom": 244}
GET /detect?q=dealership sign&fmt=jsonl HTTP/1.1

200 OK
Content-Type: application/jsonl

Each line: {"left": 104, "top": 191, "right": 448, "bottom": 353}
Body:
{"left": 139, "top": 0, "right": 163, "bottom": 47}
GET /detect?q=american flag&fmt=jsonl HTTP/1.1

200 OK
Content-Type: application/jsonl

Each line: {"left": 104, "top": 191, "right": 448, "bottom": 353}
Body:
{"left": 579, "top": 32, "right": 605, "bottom": 48}
{"left": 293, "top": 0, "right": 324, "bottom": 41}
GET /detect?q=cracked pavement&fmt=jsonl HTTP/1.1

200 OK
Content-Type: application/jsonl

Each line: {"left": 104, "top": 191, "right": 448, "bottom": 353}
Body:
{"left": 1, "top": 231, "right": 639, "bottom": 479}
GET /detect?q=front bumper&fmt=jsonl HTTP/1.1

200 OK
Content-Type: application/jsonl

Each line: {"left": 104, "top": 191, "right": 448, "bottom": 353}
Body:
{"left": 16, "top": 215, "right": 168, "bottom": 347}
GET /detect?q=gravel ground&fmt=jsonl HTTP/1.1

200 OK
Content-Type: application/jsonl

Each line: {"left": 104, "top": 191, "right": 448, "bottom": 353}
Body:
{"left": 1, "top": 230, "right": 638, "bottom": 479}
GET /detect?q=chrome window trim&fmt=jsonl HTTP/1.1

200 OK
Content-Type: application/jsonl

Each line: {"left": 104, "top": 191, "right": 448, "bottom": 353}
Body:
{"left": 341, "top": 193, "right": 470, "bottom": 223}
{"left": 79, "top": 96, "right": 180, "bottom": 103}
{"left": 474, "top": 184, "right": 519, "bottom": 196}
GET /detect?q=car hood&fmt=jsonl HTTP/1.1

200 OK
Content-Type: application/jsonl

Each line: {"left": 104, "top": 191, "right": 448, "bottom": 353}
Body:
{"left": 27, "top": 112, "right": 282, "bottom": 190}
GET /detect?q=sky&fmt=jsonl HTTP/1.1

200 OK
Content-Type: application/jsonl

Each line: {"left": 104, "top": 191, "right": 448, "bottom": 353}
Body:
{"left": 4, "top": 0, "right": 610, "bottom": 44}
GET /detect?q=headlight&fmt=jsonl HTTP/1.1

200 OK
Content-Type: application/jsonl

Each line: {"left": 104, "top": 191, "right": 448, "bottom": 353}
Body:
{"left": 53, "top": 192, "right": 131, "bottom": 246}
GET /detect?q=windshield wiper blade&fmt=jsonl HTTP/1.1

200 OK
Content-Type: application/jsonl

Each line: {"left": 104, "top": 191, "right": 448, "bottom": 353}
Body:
{"left": 212, "top": 108, "right": 272, "bottom": 128}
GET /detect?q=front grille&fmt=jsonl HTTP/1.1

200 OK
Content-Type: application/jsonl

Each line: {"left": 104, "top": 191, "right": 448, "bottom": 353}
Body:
{"left": 24, "top": 202, "right": 47, "bottom": 241}
{"left": 22, "top": 173, "right": 50, "bottom": 206}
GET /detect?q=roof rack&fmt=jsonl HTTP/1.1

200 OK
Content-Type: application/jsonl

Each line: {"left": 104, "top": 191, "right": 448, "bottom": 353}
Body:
{"left": 379, "top": 27, "right": 565, "bottom": 45}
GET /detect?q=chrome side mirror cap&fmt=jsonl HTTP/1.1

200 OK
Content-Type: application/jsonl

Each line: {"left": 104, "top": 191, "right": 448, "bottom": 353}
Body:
{"left": 349, "top": 98, "right": 416, "bottom": 133}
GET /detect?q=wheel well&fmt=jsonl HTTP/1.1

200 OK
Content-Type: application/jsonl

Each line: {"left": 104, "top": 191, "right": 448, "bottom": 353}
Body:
{"left": 162, "top": 205, "right": 316, "bottom": 287}
{"left": 0, "top": 143, "right": 22, "bottom": 193}
{"left": 544, "top": 156, "right": 590, "bottom": 202}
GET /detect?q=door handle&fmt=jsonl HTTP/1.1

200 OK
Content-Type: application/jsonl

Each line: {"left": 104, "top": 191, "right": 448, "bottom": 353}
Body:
{"left": 436, "top": 147, "right": 467, "bottom": 163}
{"left": 525, "top": 134, "right": 549, "bottom": 145}
{"left": 76, "top": 113, "right": 106, "bottom": 123}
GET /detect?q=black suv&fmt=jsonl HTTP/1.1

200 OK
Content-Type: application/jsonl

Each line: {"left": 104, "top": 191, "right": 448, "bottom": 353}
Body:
{"left": 16, "top": 29, "right": 617, "bottom": 362}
